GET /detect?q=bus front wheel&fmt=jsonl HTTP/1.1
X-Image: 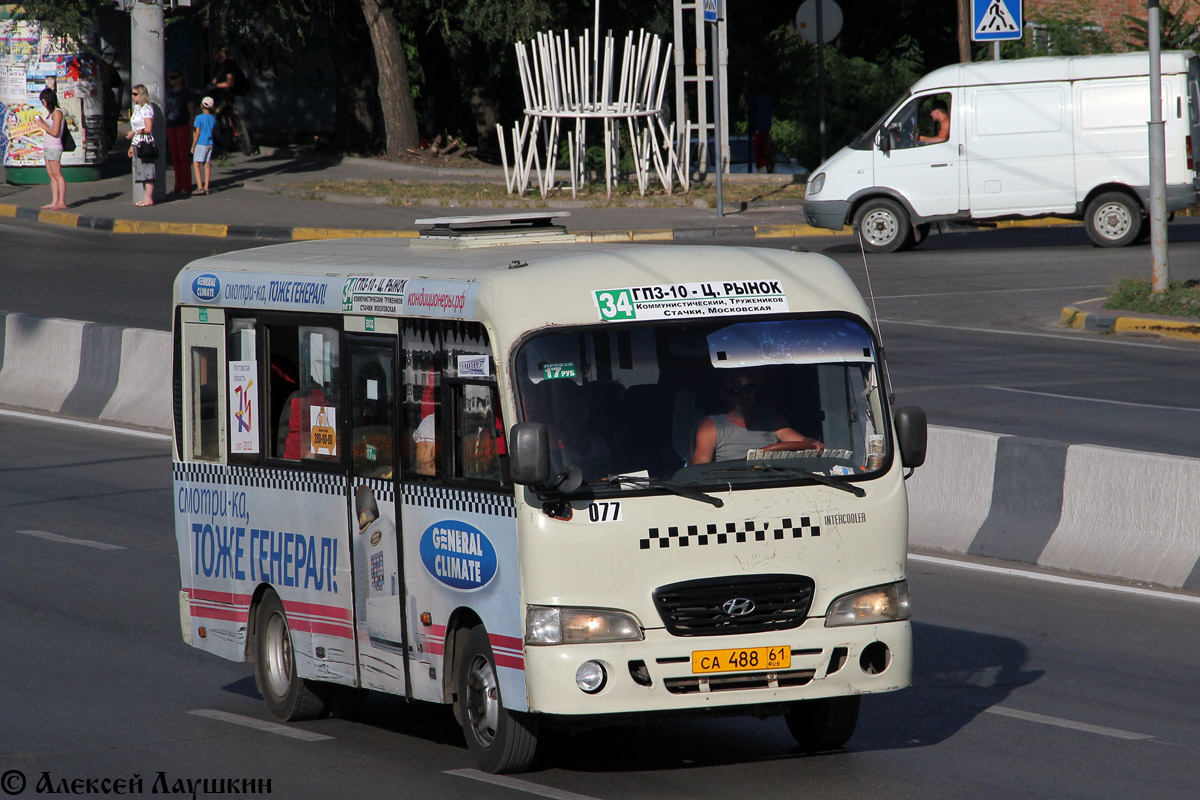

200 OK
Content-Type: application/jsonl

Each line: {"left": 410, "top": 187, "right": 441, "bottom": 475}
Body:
{"left": 457, "top": 625, "right": 539, "bottom": 773}
{"left": 254, "top": 591, "right": 330, "bottom": 721}
{"left": 785, "top": 695, "right": 860, "bottom": 752}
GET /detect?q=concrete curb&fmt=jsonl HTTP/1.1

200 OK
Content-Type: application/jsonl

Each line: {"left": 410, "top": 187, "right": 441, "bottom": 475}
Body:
{"left": 3, "top": 311, "right": 1197, "bottom": 593}
{"left": 1061, "top": 298, "right": 1200, "bottom": 342}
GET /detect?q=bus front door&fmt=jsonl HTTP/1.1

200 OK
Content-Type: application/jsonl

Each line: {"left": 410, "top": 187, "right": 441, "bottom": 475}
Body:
{"left": 347, "top": 333, "right": 410, "bottom": 696}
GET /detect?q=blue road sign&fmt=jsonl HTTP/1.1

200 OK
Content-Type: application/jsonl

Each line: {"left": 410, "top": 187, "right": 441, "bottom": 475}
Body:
{"left": 972, "top": 0, "right": 1022, "bottom": 42}
{"left": 703, "top": 0, "right": 718, "bottom": 23}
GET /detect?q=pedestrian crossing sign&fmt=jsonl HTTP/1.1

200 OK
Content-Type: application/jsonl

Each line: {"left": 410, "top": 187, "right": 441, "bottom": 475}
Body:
{"left": 972, "top": 0, "right": 1022, "bottom": 42}
{"left": 703, "top": 0, "right": 718, "bottom": 23}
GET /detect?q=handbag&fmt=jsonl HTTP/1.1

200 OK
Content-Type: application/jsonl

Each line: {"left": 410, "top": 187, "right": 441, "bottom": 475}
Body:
{"left": 60, "top": 125, "right": 76, "bottom": 153}
{"left": 135, "top": 137, "right": 157, "bottom": 161}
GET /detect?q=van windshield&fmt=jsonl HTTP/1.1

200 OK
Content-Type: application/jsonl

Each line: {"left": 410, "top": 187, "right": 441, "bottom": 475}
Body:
{"left": 514, "top": 317, "right": 891, "bottom": 492}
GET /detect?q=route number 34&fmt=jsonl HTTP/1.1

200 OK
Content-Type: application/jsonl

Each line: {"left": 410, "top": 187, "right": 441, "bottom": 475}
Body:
{"left": 594, "top": 289, "right": 635, "bottom": 320}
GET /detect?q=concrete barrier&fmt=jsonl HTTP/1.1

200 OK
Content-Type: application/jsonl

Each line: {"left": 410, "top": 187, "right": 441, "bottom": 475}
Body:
{"left": 0, "top": 312, "right": 171, "bottom": 431}
{"left": 1, "top": 312, "right": 1197, "bottom": 592}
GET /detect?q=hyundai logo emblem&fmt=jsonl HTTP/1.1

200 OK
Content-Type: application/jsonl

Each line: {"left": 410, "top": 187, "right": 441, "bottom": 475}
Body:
{"left": 722, "top": 597, "right": 756, "bottom": 616}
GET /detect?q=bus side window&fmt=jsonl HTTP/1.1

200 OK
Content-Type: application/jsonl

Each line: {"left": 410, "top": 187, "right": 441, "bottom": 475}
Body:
{"left": 454, "top": 383, "right": 504, "bottom": 482}
{"left": 268, "top": 323, "right": 342, "bottom": 462}
{"left": 402, "top": 320, "right": 441, "bottom": 477}
{"left": 190, "top": 346, "right": 220, "bottom": 461}
{"left": 228, "top": 317, "right": 260, "bottom": 464}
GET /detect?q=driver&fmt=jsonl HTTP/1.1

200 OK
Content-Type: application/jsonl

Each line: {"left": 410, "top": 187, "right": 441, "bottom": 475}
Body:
{"left": 691, "top": 371, "right": 822, "bottom": 464}
{"left": 918, "top": 99, "right": 950, "bottom": 144}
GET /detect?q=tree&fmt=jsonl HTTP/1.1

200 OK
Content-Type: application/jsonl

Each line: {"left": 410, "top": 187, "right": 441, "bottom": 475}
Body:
{"left": 359, "top": 0, "right": 419, "bottom": 154}
{"left": 1126, "top": 0, "right": 1200, "bottom": 49}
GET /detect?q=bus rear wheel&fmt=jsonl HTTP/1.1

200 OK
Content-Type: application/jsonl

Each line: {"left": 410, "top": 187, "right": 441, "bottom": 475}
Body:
{"left": 457, "top": 625, "right": 539, "bottom": 773}
{"left": 785, "top": 695, "right": 860, "bottom": 752}
{"left": 254, "top": 591, "right": 330, "bottom": 721}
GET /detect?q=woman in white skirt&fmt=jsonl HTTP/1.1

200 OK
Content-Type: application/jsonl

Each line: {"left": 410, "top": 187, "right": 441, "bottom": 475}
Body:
{"left": 32, "top": 87, "right": 67, "bottom": 210}
{"left": 125, "top": 84, "right": 156, "bottom": 206}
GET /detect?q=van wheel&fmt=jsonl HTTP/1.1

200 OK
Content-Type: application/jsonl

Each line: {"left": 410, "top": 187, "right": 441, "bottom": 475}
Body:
{"left": 854, "top": 199, "right": 914, "bottom": 253}
{"left": 457, "top": 625, "right": 539, "bottom": 773}
{"left": 254, "top": 591, "right": 330, "bottom": 721}
{"left": 1085, "top": 192, "right": 1142, "bottom": 247}
{"left": 785, "top": 695, "right": 861, "bottom": 752}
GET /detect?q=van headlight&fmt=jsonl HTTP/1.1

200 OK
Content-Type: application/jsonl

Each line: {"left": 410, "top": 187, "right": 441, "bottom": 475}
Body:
{"left": 525, "top": 606, "right": 644, "bottom": 645}
{"left": 825, "top": 582, "right": 910, "bottom": 627}
{"left": 807, "top": 172, "right": 825, "bottom": 195}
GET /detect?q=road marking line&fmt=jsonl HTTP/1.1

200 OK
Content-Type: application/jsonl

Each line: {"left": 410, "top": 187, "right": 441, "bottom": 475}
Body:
{"left": 17, "top": 529, "right": 125, "bottom": 550}
{"left": 909, "top": 553, "right": 1200, "bottom": 605}
{"left": 189, "top": 709, "right": 333, "bottom": 741}
{"left": 984, "top": 385, "right": 1200, "bottom": 413}
{"left": 876, "top": 285, "right": 1109, "bottom": 300}
{"left": 877, "top": 318, "right": 1188, "bottom": 351}
{"left": 985, "top": 706, "right": 1153, "bottom": 740}
{"left": 446, "top": 769, "right": 603, "bottom": 800}
{"left": 0, "top": 408, "right": 170, "bottom": 440}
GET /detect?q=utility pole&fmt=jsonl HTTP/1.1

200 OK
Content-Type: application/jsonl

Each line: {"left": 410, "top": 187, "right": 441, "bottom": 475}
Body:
{"left": 1148, "top": 0, "right": 1169, "bottom": 293}
{"left": 128, "top": 0, "right": 166, "bottom": 202}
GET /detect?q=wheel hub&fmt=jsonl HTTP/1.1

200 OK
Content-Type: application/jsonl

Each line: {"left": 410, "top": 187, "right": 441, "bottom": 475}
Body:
{"left": 1095, "top": 203, "right": 1131, "bottom": 239}
{"left": 862, "top": 210, "right": 897, "bottom": 245}
{"left": 465, "top": 654, "right": 500, "bottom": 747}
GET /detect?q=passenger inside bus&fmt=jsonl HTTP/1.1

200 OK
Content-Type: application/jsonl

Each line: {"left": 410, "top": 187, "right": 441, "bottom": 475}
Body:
{"left": 690, "top": 370, "right": 823, "bottom": 464}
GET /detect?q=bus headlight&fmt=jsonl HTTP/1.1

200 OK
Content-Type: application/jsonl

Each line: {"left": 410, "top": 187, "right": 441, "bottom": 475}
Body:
{"left": 807, "top": 172, "right": 825, "bottom": 195}
{"left": 525, "top": 606, "right": 644, "bottom": 645}
{"left": 824, "top": 582, "right": 910, "bottom": 627}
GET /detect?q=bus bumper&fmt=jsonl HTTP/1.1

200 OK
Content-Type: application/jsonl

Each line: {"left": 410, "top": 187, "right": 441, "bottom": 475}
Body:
{"left": 522, "top": 619, "right": 910, "bottom": 717}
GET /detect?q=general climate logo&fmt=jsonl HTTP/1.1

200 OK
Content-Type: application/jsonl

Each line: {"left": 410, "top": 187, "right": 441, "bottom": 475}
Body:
{"left": 419, "top": 520, "right": 497, "bottom": 591}
{"left": 192, "top": 273, "right": 220, "bottom": 301}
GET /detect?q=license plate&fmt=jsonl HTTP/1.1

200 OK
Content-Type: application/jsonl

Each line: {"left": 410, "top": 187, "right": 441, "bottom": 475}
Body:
{"left": 691, "top": 645, "right": 791, "bottom": 674}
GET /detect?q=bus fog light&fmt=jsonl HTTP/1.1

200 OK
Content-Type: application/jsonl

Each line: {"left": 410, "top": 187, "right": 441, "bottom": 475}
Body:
{"left": 576, "top": 661, "right": 607, "bottom": 693}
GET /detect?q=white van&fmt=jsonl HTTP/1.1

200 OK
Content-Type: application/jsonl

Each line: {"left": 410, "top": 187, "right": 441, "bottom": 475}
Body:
{"left": 803, "top": 51, "right": 1200, "bottom": 251}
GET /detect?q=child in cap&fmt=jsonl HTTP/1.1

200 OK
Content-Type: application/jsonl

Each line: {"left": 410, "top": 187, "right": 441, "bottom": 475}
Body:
{"left": 191, "top": 96, "right": 217, "bottom": 194}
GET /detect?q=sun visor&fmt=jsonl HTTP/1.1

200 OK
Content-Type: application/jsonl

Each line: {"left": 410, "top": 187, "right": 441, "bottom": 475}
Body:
{"left": 707, "top": 320, "right": 875, "bottom": 368}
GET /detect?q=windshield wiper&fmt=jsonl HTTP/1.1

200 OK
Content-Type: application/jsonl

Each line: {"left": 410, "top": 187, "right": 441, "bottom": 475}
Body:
{"left": 706, "top": 465, "right": 866, "bottom": 497}
{"left": 593, "top": 474, "right": 724, "bottom": 508}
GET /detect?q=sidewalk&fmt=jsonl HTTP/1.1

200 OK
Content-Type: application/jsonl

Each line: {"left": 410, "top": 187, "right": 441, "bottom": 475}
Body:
{"left": 0, "top": 147, "right": 825, "bottom": 242}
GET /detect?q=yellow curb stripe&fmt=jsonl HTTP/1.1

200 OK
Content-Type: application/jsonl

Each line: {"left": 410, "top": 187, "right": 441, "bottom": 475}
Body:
{"left": 578, "top": 231, "right": 637, "bottom": 243}
{"left": 1113, "top": 316, "right": 1200, "bottom": 340}
{"left": 0, "top": 204, "right": 17, "bottom": 218}
{"left": 112, "top": 220, "right": 229, "bottom": 237}
{"left": 291, "top": 227, "right": 416, "bottom": 240}
{"left": 1060, "top": 307, "right": 1087, "bottom": 330}
{"left": 630, "top": 229, "right": 673, "bottom": 241}
{"left": 38, "top": 210, "right": 81, "bottom": 227}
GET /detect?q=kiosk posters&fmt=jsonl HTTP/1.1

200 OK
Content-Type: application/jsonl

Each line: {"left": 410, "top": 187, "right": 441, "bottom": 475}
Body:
{"left": 0, "top": 16, "right": 103, "bottom": 167}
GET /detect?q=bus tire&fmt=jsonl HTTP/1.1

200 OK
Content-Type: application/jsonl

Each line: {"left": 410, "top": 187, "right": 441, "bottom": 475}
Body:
{"left": 457, "top": 625, "right": 539, "bottom": 774}
{"left": 854, "top": 198, "right": 914, "bottom": 253}
{"left": 254, "top": 591, "right": 330, "bottom": 721}
{"left": 1085, "top": 192, "right": 1142, "bottom": 247}
{"left": 784, "top": 695, "right": 860, "bottom": 752}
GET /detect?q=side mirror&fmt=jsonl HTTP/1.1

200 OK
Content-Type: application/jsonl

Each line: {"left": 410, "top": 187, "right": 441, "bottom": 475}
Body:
{"left": 878, "top": 126, "right": 891, "bottom": 155}
{"left": 508, "top": 422, "right": 551, "bottom": 485}
{"left": 894, "top": 406, "right": 927, "bottom": 468}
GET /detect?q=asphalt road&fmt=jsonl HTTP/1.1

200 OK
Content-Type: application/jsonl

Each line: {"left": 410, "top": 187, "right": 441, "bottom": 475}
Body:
{"left": 1, "top": 413, "right": 1196, "bottom": 799}
{"left": 4, "top": 218, "right": 1200, "bottom": 457}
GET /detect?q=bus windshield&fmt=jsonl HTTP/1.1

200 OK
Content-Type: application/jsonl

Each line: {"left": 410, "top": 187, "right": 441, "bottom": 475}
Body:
{"left": 513, "top": 317, "right": 891, "bottom": 491}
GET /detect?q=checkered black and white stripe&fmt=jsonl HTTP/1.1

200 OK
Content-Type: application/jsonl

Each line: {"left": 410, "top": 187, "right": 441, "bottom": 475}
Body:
{"left": 353, "top": 477, "right": 395, "bottom": 504}
{"left": 403, "top": 483, "right": 516, "bottom": 518}
{"left": 173, "top": 461, "right": 347, "bottom": 497}
{"left": 640, "top": 517, "right": 820, "bottom": 550}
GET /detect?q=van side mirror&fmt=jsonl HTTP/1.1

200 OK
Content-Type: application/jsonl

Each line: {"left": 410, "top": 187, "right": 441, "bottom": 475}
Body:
{"left": 878, "top": 126, "right": 891, "bottom": 155}
{"left": 894, "top": 406, "right": 927, "bottom": 468}
{"left": 508, "top": 423, "right": 551, "bottom": 485}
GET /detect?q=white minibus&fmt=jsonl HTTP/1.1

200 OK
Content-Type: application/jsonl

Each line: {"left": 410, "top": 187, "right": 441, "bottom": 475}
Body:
{"left": 172, "top": 218, "right": 926, "bottom": 772}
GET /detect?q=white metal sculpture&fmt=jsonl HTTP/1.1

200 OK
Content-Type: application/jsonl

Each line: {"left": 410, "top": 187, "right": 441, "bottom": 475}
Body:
{"left": 499, "top": 22, "right": 687, "bottom": 198}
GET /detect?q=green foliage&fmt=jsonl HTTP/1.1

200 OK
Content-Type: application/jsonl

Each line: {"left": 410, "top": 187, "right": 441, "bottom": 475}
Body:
{"left": 11, "top": 0, "right": 107, "bottom": 53}
{"left": 1125, "top": 0, "right": 1200, "bottom": 50}
{"left": 995, "top": 7, "right": 1113, "bottom": 58}
{"left": 1106, "top": 277, "right": 1200, "bottom": 317}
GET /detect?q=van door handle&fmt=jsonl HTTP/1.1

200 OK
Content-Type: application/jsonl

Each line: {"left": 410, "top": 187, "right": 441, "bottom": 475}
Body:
{"left": 930, "top": 163, "right": 950, "bottom": 168}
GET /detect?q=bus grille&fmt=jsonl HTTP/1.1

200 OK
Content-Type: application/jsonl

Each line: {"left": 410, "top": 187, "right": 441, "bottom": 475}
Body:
{"left": 652, "top": 574, "right": 816, "bottom": 636}
{"left": 664, "top": 669, "right": 816, "bottom": 694}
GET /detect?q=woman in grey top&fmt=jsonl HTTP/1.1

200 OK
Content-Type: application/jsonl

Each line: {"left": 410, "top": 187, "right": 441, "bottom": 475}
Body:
{"left": 691, "top": 371, "right": 822, "bottom": 464}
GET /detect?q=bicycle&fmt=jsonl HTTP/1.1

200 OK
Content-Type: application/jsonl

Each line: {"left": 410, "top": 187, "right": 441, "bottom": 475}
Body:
{"left": 210, "top": 95, "right": 256, "bottom": 156}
